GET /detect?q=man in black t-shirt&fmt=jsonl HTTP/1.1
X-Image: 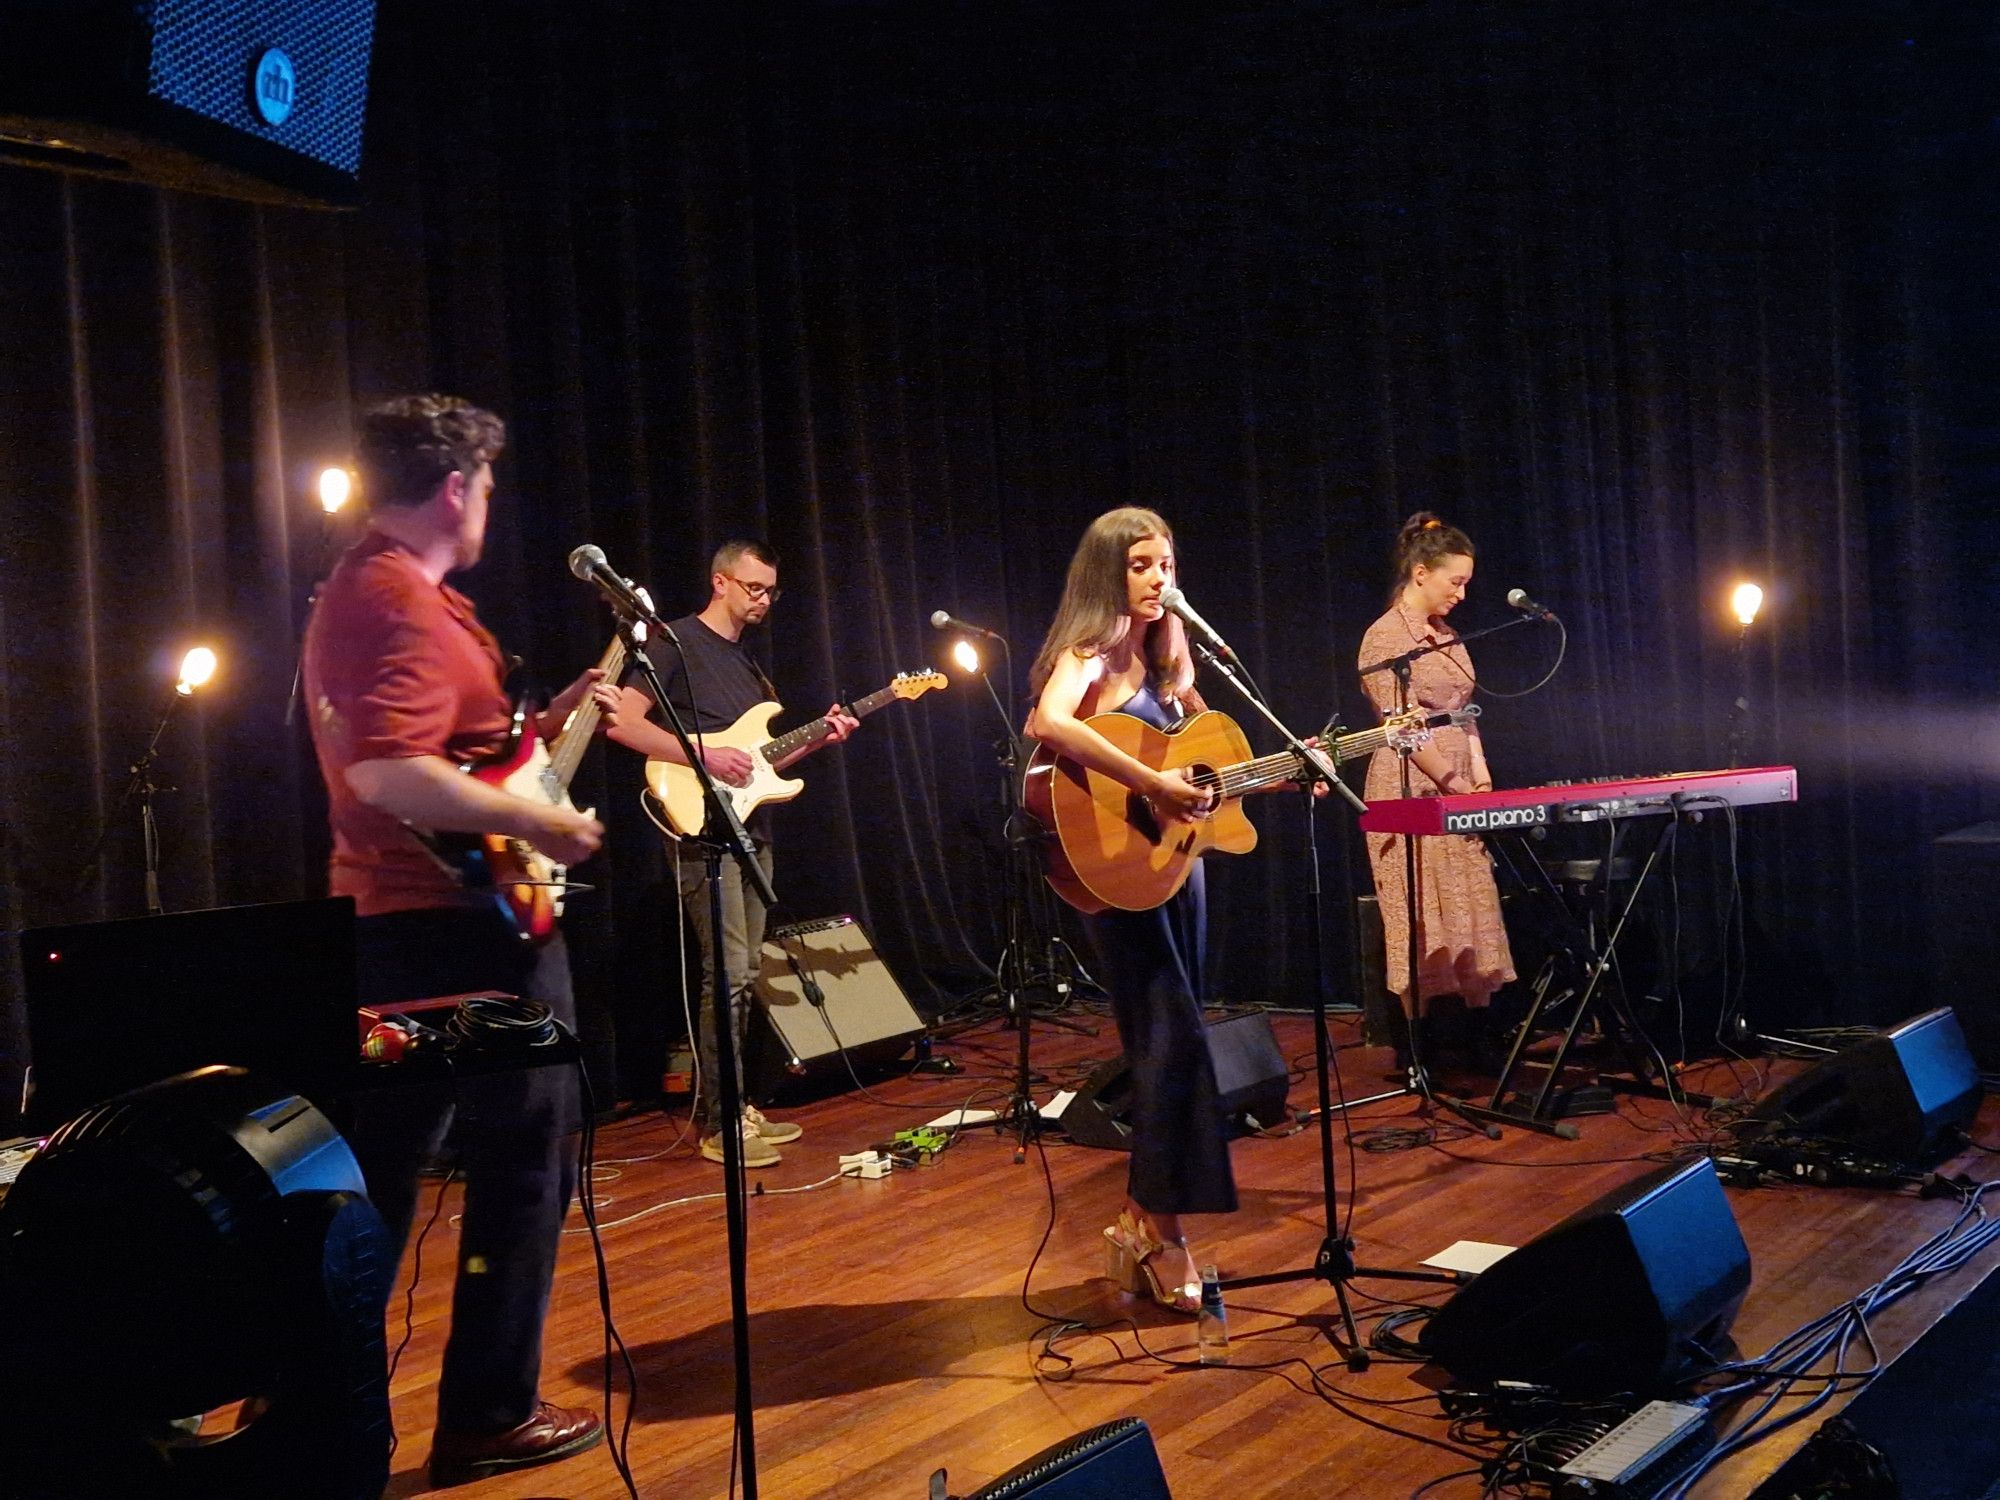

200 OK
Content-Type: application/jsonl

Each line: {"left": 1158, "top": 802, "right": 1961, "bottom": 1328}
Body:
{"left": 597, "top": 540, "right": 857, "bottom": 1166}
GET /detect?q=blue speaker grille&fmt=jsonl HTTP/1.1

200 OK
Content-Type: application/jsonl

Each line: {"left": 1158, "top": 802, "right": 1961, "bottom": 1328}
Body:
{"left": 145, "top": 0, "right": 376, "bottom": 174}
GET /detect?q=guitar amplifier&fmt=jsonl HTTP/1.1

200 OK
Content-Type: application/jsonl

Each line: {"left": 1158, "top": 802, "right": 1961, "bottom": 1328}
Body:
{"left": 749, "top": 917, "right": 926, "bottom": 1098}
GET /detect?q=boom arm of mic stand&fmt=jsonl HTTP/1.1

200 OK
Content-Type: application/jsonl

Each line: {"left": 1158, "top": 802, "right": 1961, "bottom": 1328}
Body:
{"left": 1357, "top": 609, "right": 1539, "bottom": 682}
{"left": 617, "top": 620, "right": 778, "bottom": 908}
{"left": 1190, "top": 642, "right": 1368, "bottom": 814}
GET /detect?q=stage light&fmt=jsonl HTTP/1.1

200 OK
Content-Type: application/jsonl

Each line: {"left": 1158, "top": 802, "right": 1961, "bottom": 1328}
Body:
{"left": 317, "top": 466, "right": 353, "bottom": 514}
{"left": 1731, "top": 582, "right": 1764, "bottom": 628}
{"left": 952, "top": 638, "right": 982, "bottom": 675}
{"left": 175, "top": 646, "right": 218, "bottom": 696}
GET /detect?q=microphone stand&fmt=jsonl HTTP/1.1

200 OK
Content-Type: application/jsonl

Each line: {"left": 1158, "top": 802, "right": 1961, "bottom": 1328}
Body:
{"left": 965, "top": 636, "right": 1092, "bottom": 1163}
{"left": 1341, "top": 613, "right": 1562, "bottom": 1139}
{"left": 1189, "top": 637, "right": 1460, "bottom": 1368}
{"left": 71, "top": 684, "right": 190, "bottom": 916}
{"left": 614, "top": 606, "right": 775, "bottom": 1500}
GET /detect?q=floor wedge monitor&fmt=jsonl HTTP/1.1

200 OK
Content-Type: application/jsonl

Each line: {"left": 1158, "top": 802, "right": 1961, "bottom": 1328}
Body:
{"left": 1418, "top": 1157, "right": 1752, "bottom": 1398}
{"left": 1746, "top": 1007, "right": 1982, "bottom": 1166}
{"left": 1060, "top": 1011, "right": 1290, "bottom": 1152}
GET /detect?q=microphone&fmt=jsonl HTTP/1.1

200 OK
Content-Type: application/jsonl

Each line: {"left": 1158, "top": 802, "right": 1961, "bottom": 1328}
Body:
{"left": 1506, "top": 588, "right": 1557, "bottom": 621}
{"left": 1157, "top": 585, "right": 1236, "bottom": 661}
{"left": 569, "top": 545, "right": 662, "bottom": 625}
{"left": 929, "top": 609, "right": 1004, "bottom": 640}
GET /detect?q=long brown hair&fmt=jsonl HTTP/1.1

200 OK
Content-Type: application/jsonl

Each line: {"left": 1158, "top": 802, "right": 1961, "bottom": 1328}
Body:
{"left": 1389, "top": 510, "right": 1475, "bottom": 605}
{"left": 1029, "top": 507, "right": 1198, "bottom": 707}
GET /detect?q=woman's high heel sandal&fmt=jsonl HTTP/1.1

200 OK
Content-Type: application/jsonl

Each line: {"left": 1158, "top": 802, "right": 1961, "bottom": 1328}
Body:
{"left": 1102, "top": 1210, "right": 1201, "bottom": 1314}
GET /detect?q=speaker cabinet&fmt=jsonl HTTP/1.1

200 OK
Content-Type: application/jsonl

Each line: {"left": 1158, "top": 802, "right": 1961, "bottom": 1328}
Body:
{"left": 1060, "top": 1011, "right": 1290, "bottom": 1152}
{"left": 749, "top": 916, "right": 926, "bottom": 1098}
{"left": 0, "top": 0, "right": 378, "bottom": 207}
{"left": 956, "top": 1418, "right": 1173, "bottom": 1500}
{"left": 1748, "top": 1007, "right": 1982, "bottom": 1166}
{"left": 1930, "top": 823, "right": 2000, "bottom": 1068}
{"left": 1418, "top": 1157, "right": 1752, "bottom": 1398}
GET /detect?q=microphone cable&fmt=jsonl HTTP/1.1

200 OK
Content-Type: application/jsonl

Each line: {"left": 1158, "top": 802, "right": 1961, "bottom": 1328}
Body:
{"left": 448, "top": 993, "right": 564, "bottom": 1052}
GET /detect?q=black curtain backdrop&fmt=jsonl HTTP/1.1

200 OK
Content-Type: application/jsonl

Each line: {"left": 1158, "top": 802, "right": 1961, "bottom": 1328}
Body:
{"left": 2, "top": 1, "right": 1996, "bottom": 1123}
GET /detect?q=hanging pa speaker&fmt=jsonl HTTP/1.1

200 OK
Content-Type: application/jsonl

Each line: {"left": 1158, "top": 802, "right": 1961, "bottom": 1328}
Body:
{"left": 949, "top": 1418, "right": 1173, "bottom": 1499}
{"left": 0, "top": 0, "right": 377, "bottom": 207}
{"left": 1747, "top": 1008, "right": 1983, "bottom": 1166}
{"left": 1059, "top": 1011, "right": 1290, "bottom": 1152}
{"left": 1418, "top": 1157, "right": 1752, "bottom": 1398}
{"left": 749, "top": 916, "right": 926, "bottom": 1097}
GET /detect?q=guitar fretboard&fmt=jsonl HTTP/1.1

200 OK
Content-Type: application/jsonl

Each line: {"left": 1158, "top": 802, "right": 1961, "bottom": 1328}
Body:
{"left": 1187, "top": 716, "right": 1457, "bottom": 799}
{"left": 760, "top": 683, "right": 900, "bottom": 764}
{"left": 547, "top": 636, "right": 629, "bottom": 790}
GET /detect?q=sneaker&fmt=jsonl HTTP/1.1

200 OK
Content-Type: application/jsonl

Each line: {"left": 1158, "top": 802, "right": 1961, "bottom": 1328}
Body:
{"left": 743, "top": 1103, "right": 802, "bottom": 1144}
{"left": 701, "top": 1117, "right": 781, "bottom": 1167}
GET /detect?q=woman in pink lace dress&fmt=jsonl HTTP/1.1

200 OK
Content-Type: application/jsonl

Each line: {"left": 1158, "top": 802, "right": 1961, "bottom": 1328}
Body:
{"left": 1358, "top": 513, "right": 1515, "bottom": 1020}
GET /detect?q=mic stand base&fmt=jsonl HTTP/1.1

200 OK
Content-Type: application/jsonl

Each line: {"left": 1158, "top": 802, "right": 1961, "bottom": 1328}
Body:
{"left": 1219, "top": 1234, "right": 1463, "bottom": 1372}
{"left": 1306, "top": 1061, "right": 1565, "bottom": 1140}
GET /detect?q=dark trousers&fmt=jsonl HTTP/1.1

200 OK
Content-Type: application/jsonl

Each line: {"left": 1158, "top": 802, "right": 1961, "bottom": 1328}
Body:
{"left": 348, "top": 906, "right": 580, "bottom": 1434}
{"left": 1086, "top": 865, "right": 1238, "bottom": 1216}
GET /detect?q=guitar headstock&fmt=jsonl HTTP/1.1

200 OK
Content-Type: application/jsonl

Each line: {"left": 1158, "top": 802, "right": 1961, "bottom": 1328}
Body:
{"left": 1383, "top": 709, "right": 1439, "bottom": 753}
{"left": 891, "top": 670, "right": 950, "bottom": 700}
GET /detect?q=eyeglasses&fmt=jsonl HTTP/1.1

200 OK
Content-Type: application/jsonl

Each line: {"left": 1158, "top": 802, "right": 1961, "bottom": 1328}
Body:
{"left": 725, "top": 574, "right": 782, "bottom": 604}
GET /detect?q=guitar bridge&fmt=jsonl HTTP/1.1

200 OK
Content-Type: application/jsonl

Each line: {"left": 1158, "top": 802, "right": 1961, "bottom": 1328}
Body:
{"left": 1127, "top": 790, "right": 1164, "bottom": 846}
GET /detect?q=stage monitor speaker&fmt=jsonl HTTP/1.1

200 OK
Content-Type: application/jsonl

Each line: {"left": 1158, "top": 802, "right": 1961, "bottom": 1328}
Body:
{"left": 0, "top": 0, "right": 377, "bottom": 207}
{"left": 749, "top": 916, "right": 926, "bottom": 1098}
{"left": 1060, "top": 1011, "right": 1290, "bottom": 1152}
{"left": 1418, "top": 1157, "right": 1752, "bottom": 1398}
{"left": 952, "top": 1418, "right": 1173, "bottom": 1499}
{"left": 1747, "top": 1007, "right": 1982, "bottom": 1166}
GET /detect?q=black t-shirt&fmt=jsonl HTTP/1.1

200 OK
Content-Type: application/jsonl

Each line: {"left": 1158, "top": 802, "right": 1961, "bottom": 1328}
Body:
{"left": 639, "top": 613, "right": 779, "bottom": 839}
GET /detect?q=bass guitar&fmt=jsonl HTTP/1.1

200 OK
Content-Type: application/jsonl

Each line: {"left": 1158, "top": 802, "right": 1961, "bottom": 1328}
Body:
{"left": 645, "top": 669, "right": 948, "bottom": 837}
{"left": 1023, "top": 705, "right": 1478, "bottom": 913}
{"left": 423, "top": 633, "right": 628, "bottom": 943}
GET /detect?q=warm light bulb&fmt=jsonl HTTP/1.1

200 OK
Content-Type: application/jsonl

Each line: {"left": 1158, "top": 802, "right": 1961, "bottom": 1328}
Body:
{"left": 176, "top": 646, "right": 218, "bottom": 696}
{"left": 1731, "top": 582, "right": 1764, "bottom": 628}
{"left": 317, "top": 467, "right": 352, "bottom": 514}
{"left": 951, "top": 639, "right": 982, "bottom": 675}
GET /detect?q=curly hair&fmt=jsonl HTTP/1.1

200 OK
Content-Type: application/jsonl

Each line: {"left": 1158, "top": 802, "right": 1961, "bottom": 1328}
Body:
{"left": 357, "top": 394, "right": 507, "bottom": 508}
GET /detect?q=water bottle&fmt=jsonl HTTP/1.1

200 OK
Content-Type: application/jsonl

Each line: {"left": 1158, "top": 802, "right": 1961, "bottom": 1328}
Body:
{"left": 1197, "top": 1263, "right": 1229, "bottom": 1365}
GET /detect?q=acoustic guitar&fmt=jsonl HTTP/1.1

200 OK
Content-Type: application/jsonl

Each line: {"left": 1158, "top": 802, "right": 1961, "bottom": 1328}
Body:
{"left": 645, "top": 669, "right": 948, "bottom": 837}
{"left": 1022, "top": 706, "right": 1478, "bottom": 913}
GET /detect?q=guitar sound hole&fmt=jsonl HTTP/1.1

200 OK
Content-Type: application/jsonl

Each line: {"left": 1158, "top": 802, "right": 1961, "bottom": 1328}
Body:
{"left": 1190, "top": 765, "right": 1217, "bottom": 813}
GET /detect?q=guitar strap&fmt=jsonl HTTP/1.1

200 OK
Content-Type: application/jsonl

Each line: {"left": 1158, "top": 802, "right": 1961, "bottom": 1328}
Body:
{"left": 744, "top": 647, "right": 780, "bottom": 704}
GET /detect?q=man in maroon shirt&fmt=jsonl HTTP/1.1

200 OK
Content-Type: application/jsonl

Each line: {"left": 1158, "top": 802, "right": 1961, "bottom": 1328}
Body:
{"left": 303, "top": 394, "right": 606, "bottom": 1487}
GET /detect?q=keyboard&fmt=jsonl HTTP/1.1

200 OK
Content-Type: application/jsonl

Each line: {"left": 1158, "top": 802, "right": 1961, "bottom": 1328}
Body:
{"left": 1359, "top": 766, "right": 1798, "bottom": 837}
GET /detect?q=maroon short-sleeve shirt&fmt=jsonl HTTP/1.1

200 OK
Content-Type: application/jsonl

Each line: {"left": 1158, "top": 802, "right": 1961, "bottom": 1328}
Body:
{"left": 302, "top": 531, "right": 513, "bottom": 915}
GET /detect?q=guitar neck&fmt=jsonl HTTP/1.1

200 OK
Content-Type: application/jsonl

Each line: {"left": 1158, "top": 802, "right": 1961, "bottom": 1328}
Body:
{"left": 1203, "top": 722, "right": 1408, "bottom": 799}
{"left": 546, "top": 635, "right": 629, "bottom": 791}
{"left": 761, "top": 682, "right": 898, "bottom": 764}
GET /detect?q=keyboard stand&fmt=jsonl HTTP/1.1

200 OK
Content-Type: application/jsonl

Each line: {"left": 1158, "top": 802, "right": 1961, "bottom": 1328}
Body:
{"left": 1483, "top": 809, "right": 1718, "bottom": 1127}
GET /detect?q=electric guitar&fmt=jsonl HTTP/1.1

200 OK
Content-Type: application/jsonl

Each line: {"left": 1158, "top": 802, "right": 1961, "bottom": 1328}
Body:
{"left": 1023, "top": 706, "right": 1479, "bottom": 914}
{"left": 423, "top": 633, "right": 628, "bottom": 943}
{"left": 645, "top": 670, "right": 948, "bottom": 837}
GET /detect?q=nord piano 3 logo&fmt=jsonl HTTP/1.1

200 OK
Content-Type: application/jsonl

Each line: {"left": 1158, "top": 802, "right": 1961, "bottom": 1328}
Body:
{"left": 1443, "top": 805, "right": 1549, "bottom": 833}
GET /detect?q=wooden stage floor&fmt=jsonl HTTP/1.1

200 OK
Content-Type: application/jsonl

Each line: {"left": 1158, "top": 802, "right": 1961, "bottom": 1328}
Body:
{"left": 381, "top": 1008, "right": 2000, "bottom": 1500}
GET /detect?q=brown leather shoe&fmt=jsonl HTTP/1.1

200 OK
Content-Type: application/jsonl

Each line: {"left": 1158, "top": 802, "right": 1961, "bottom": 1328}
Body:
{"left": 428, "top": 1400, "right": 604, "bottom": 1488}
